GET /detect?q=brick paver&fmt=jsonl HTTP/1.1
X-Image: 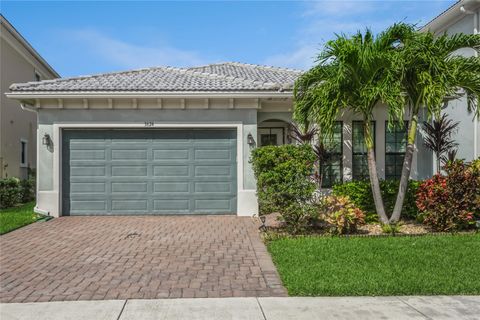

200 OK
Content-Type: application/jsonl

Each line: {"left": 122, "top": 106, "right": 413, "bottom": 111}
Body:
{"left": 0, "top": 216, "right": 286, "bottom": 302}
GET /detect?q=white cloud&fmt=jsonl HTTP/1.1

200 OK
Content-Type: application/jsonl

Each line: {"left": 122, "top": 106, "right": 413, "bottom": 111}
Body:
{"left": 264, "top": 44, "right": 319, "bottom": 70}
{"left": 68, "top": 29, "right": 209, "bottom": 69}
{"left": 263, "top": 1, "right": 395, "bottom": 69}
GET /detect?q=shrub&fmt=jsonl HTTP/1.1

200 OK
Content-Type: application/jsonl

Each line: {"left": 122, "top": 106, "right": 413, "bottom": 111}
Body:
{"left": 251, "top": 144, "right": 317, "bottom": 233}
{"left": 332, "top": 179, "right": 420, "bottom": 222}
{"left": 416, "top": 159, "right": 480, "bottom": 231}
{"left": 0, "top": 178, "right": 22, "bottom": 208}
{"left": 318, "top": 195, "right": 365, "bottom": 234}
{"left": 20, "top": 178, "right": 35, "bottom": 203}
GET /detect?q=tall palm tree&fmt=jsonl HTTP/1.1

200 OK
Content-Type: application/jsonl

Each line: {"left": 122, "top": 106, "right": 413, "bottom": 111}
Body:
{"left": 389, "top": 32, "right": 480, "bottom": 223}
{"left": 294, "top": 25, "right": 410, "bottom": 224}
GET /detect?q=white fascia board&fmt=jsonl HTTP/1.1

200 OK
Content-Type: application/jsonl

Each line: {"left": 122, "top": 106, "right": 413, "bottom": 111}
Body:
{"left": 5, "top": 91, "right": 294, "bottom": 100}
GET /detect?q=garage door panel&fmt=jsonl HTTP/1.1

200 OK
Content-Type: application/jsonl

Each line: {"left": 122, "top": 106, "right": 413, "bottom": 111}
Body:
{"left": 153, "top": 149, "right": 190, "bottom": 160}
{"left": 153, "top": 166, "right": 190, "bottom": 177}
{"left": 70, "top": 182, "right": 106, "bottom": 193}
{"left": 111, "top": 182, "right": 148, "bottom": 193}
{"left": 63, "top": 129, "right": 237, "bottom": 215}
{"left": 111, "top": 149, "right": 148, "bottom": 160}
{"left": 70, "top": 166, "right": 106, "bottom": 177}
{"left": 154, "top": 182, "right": 189, "bottom": 193}
{"left": 112, "top": 200, "right": 148, "bottom": 211}
{"left": 112, "top": 166, "right": 148, "bottom": 177}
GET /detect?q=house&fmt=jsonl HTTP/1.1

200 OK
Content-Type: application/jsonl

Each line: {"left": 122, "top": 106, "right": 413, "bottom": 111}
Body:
{"left": 6, "top": 62, "right": 424, "bottom": 217}
{"left": 421, "top": 0, "right": 480, "bottom": 167}
{"left": 0, "top": 14, "right": 59, "bottom": 179}
{"left": 5, "top": 2, "right": 478, "bottom": 217}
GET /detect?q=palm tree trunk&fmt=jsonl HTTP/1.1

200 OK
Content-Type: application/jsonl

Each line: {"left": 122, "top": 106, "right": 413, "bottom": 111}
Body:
{"left": 390, "top": 114, "right": 418, "bottom": 223}
{"left": 364, "top": 121, "right": 388, "bottom": 224}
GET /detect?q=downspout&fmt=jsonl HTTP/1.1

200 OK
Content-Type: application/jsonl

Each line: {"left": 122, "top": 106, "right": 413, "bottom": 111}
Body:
{"left": 460, "top": 2, "right": 479, "bottom": 159}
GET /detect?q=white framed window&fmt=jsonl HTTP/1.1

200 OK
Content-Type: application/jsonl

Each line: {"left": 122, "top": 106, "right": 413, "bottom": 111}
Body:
{"left": 20, "top": 139, "right": 28, "bottom": 167}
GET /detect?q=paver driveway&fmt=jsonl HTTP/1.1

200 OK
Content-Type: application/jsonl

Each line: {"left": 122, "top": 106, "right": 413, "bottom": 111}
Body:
{"left": 0, "top": 216, "right": 286, "bottom": 303}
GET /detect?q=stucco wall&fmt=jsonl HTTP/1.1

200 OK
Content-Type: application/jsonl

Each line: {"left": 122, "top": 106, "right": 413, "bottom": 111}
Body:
{"left": 35, "top": 105, "right": 259, "bottom": 216}
{"left": 435, "top": 8, "right": 480, "bottom": 164}
{"left": 0, "top": 23, "right": 57, "bottom": 178}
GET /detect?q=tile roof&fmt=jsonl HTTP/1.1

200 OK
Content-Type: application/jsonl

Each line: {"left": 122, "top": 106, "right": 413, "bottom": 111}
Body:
{"left": 9, "top": 62, "right": 303, "bottom": 93}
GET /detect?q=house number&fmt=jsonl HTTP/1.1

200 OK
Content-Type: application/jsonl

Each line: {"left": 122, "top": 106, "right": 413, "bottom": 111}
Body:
{"left": 144, "top": 121, "right": 154, "bottom": 127}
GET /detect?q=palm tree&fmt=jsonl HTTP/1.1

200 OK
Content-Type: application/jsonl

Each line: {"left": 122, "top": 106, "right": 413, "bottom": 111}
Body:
{"left": 389, "top": 32, "right": 480, "bottom": 223}
{"left": 294, "top": 25, "right": 410, "bottom": 224}
{"left": 422, "top": 113, "right": 459, "bottom": 173}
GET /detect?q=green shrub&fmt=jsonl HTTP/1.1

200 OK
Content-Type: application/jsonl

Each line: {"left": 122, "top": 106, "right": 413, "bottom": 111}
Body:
{"left": 416, "top": 159, "right": 480, "bottom": 231}
{"left": 332, "top": 179, "right": 420, "bottom": 222}
{"left": 0, "top": 178, "right": 22, "bottom": 208}
{"left": 251, "top": 144, "right": 317, "bottom": 233}
{"left": 318, "top": 195, "right": 365, "bottom": 234}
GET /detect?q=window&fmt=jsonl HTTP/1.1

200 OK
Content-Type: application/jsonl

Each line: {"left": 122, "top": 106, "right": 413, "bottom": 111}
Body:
{"left": 20, "top": 140, "right": 28, "bottom": 167}
{"left": 34, "top": 71, "right": 41, "bottom": 82}
{"left": 352, "top": 121, "right": 375, "bottom": 180}
{"left": 258, "top": 128, "right": 285, "bottom": 146}
{"left": 321, "top": 121, "right": 343, "bottom": 187}
{"left": 385, "top": 121, "right": 407, "bottom": 180}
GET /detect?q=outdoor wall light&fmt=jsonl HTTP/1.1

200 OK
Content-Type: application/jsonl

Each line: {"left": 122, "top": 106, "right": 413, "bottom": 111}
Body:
{"left": 247, "top": 133, "right": 255, "bottom": 146}
{"left": 42, "top": 133, "right": 52, "bottom": 147}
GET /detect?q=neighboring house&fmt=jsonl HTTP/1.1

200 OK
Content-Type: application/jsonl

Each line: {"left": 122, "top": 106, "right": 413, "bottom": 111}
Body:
{"left": 0, "top": 14, "right": 59, "bottom": 179}
{"left": 421, "top": 0, "right": 480, "bottom": 168}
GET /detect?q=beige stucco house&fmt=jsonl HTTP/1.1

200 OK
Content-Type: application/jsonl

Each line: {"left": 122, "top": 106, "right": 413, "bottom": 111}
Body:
{"left": 1, "top": 14, "right": 59, "bottom": 179}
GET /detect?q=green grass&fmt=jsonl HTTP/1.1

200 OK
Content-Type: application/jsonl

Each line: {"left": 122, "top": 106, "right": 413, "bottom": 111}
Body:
{"left": 267, "top": 234, "right": 480, "bottom": 296}
{"left": 0, "top": 202, "right": 41, "bottom": 235}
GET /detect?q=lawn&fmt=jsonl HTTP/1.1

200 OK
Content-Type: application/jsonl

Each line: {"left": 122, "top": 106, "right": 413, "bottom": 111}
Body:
{"left": 0, "top": 202, "right": 41, "bottom": 235}
{"left": 268, "top": 234, "right": 480, "bottom": 296}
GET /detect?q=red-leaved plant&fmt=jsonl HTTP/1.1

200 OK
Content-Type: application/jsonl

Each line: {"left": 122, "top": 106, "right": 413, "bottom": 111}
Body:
{"left": 416, "top": 159, "right": 480, "bottom": 231}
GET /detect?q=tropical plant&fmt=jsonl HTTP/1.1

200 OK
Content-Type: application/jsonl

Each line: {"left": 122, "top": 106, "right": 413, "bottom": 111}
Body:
{"left": 288, "top": 121, "right": 317, "bottom": 144}
{"left": 318, "top": 195, "right": 365, "bottom": 234}
{"left": 422, "top": 113, "right": 459, "bottom": 173}
{"left": 294, "top": 24, "right": 411, "bottom": 224}
{"left": 416, "top": 159, "right": 480, "bottom": 231}
{"left": 390, "top": 31, "right": 480, "bottom": 223}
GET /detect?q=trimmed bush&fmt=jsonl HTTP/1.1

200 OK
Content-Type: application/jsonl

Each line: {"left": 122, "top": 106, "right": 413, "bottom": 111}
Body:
{"left": 332, "top": 179, "right": 420, "bottom": 222}
{"left": 318, "top": 195, "right": 365, "bottom": 234}
{"left": 0, "top": 178, "right": 22, "bottom": 209}
{"left": 251, "top": 144, "right": 317, "bottom": 233}
{"left": 416, "top": 159, "right": 480, "bottom": 231}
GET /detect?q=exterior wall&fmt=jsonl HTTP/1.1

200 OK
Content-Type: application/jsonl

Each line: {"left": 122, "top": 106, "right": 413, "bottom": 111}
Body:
{"left": 428, "top": 6, "right": 480, "bottom": 166}
{"left": 0, "top": 20, "right": 57, "bottom": 178}
{"left": 35, "top": 100, "right": 260, "bottom": 217}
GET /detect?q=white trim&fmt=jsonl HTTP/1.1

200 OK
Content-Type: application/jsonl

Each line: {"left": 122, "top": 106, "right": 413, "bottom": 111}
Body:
{"left": 6, "top": 91, "right": 293, "bottom": 100}
{"left": 52, "top": 122, "right": 245, "bottom": 216}
{"left": 19, "top": 138, "right": 28, "bottom": 168}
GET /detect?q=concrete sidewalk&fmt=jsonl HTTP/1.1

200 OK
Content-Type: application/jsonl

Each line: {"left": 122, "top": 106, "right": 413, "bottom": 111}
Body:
{"left": 1, "top": 296, "right": 479, "bottom": 320}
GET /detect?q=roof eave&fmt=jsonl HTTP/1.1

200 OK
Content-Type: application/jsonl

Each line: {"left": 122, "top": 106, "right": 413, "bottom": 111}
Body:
{"left": 5, "top": 90, "right": 294, "bottom": 100}
{"left": 421, "top": 0, "right": 480, "bottom": 33}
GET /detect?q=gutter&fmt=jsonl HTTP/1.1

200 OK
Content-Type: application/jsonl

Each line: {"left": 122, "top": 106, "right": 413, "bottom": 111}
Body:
{"left": 421, "top": 0, "right": 480, "bottom": 33}
{"left": 6, "top": 91, "right": 294, "bottom": 100}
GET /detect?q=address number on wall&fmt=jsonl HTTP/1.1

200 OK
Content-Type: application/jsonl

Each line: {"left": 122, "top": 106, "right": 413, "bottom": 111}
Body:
{"left": 144, "top": 121, "right": 155, "bottom": 127}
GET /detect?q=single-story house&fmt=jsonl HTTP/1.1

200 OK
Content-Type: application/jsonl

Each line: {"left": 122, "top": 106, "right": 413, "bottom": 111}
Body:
{"left": 7, "top": 62, "right": 441, "bottom": 217}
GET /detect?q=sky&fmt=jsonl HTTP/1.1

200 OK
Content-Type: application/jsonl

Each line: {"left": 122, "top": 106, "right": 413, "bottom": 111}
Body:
{"left": 2, "top": 0, "right": 455, "bottom": 77}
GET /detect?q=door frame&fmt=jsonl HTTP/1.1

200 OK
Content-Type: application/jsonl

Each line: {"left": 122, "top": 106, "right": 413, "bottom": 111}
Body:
{"left": 53, "top": 122, "right": 243, "bottom": 216}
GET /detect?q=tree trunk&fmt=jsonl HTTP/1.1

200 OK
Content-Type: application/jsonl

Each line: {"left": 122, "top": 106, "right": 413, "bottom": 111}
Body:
{"left": 390, "top": 114, "right": 418, "bottom": 223}
{"left": 364, "top": 121, "right": 389, "bottom": 224}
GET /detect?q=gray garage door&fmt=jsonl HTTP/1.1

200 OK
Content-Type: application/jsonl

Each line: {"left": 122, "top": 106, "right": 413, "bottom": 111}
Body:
{"left": 62, "top": 129, "right": 237, "bottom": 215}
